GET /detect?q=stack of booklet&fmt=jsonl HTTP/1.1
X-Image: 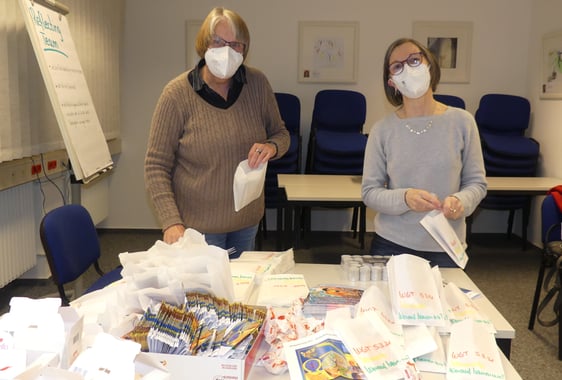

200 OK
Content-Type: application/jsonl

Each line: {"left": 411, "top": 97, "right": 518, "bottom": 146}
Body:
{"left": 302, "top": 285, "right": 364, "bottom": 318}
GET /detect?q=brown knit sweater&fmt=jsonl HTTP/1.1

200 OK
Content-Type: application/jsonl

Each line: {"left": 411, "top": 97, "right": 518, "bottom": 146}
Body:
{"left": 144, "top": 66, "right": 290, "bottom": 233}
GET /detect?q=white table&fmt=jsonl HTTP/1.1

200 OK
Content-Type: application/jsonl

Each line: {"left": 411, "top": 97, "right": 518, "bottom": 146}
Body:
{"left": 247, "top": 263, "right": 521, "bottom": 380}
{"left": 278, "top": 174, "right": 562, "bottom": 198}
{"left": 277, "top": 174, "right": 562, "bottom": 249}
{"left": 277, "top": 174, "right": 365, "bottom": 249}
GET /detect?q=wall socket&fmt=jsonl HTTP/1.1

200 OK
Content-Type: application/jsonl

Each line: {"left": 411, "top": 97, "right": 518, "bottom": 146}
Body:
{"left": 0, "top": 150, "right": 69, "bottom": 191}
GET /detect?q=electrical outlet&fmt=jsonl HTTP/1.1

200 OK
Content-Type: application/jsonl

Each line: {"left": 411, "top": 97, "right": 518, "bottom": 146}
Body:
{"left": 0, "top": 149, "right": 69, "bottom": 190}
{"left": 47, "top": 160, "right": 57, "bottom": 171}
{"left": 31, "top": 164, "right": 42, "bottom": 175}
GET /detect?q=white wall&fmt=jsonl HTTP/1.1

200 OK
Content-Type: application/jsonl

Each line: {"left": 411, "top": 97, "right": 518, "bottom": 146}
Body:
{"left": 526, "top": 1, "right": 562, "bottom": 245}
{"left": 104, "top": 0, "right": 561, "bottom": 247}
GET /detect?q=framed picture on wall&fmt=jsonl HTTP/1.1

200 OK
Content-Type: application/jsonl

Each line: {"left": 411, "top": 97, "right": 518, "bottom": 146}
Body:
{"left": 298, "top": 21, "right": 359, "bottom": 83}
{"left": 540, "top": 29, "right": 562, "bottom": 99}
{"left": 185, "top": 20, "right": 202, "bottom": 69}
{"left": 413, "top": 21, "right": 473, "bottom": 83}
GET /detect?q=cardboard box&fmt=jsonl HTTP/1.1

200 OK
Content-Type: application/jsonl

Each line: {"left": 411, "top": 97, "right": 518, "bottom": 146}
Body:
{"left": 16, "top": 366, "right": 82, "bottom": 380}
{"left": 13, "top": 353, "right": 60, "bottom": 380}
{"left": 135, "top": 353, "right": 171, "bottom": 380}
{"left": 59, "top": 307, "right": 83, "bottom": 369}
{"left": 142, "top": 329, "right": 264, "bottom": 380}
{"left": 14, "top": 348, "right": 170, "bottom": 380}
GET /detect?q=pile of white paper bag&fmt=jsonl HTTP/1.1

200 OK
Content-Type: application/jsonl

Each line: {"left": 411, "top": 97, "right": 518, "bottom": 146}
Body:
{"left": 282, "top": 254, "right": 505, "bottom": 380}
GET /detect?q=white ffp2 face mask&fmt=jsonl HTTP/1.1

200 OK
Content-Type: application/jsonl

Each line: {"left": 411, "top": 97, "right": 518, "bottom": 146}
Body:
{"left": 391, "top": 63, "right": 431, "bottom": 99}
{"left": 204, "top": 46, "right": 243, "bottom": 79}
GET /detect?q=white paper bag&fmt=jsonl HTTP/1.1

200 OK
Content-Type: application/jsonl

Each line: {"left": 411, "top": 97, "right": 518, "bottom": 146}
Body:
{"left": 444, "top": 282, "right": 496, "bottom": 334}
{"left": 233, "top": 159, "right": 267, "bottom": 212}
{"left": 446, "top": 318, "right": 505, "bottom": 379}
{"left": 332, "top": 312, "right": 420, "bottom": 380}
{"left": 387, "top": 254, "right": 446, "bottom": 327}
{"left": 420, "top": 210, "right": 468, "bottom": 268}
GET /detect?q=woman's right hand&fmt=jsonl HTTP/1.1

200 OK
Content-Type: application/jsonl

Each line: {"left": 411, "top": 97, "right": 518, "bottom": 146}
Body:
{"left": 404, "top": 189, "right": 442, "bottom": 212}
{"left": 163, "top": 224, "right": 186, "bottom": 244}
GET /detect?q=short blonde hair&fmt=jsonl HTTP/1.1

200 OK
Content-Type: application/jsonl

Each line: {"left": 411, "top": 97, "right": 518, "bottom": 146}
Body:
{"left": 195, "top": 7, "right": 250, "bottom": 60}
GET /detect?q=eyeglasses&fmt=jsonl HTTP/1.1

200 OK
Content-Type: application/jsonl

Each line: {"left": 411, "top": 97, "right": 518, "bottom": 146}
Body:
{"left": 209, "top": 35, "right": 246, "bottom": 53}
{"left": 388, "top": 52, "right": 424, "bottom": 75}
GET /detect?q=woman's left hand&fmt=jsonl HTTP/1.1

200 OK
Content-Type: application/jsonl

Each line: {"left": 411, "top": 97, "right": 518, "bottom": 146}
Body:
{"left": 443, "top": 195, "right": 464, "bottom": 220}
{"left": 248, "top": 142, "right": 274, "bottom": 168}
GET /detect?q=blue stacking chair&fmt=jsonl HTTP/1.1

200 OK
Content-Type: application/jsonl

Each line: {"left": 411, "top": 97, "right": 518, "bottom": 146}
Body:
{"left": 434, "top": 94, "right": 466, "bottom": 109}
{"left": 40, "top": 204, "right": 122, "bottom": 305}
{"left": 257, "top": 92, "right": 301, "bottom": 250}
{"left": 474, "top": 94, "right": 540, "bottom": 249}
{"left": 304, "top": 89, "right": 368, "bottom": 246}
{"left": 306, "top": 89, "right": 367, "bottom": 175}
{"left": 528, "top": 194, "right": 562, "bottom": 359}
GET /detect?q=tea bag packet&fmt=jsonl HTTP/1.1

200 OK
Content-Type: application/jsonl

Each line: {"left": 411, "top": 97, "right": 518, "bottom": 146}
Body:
{"left": 444, "top": 282, "right": 496, "bottom": 334}
{"left": 233, "top": 159, "right": 267, "bottom": 212}
{"left": 332, "top": 311, "right": 420, "bottom": 380}
{"left": 387, "top": 254, "right": 445, "bottom": 327}
{"left": 69, "top": 332, "right": 141, "bottom": 380}
{"left": 446, "top": 318, "right": 505, "bottom": 380}
{"left": 355, "top": 283, "right": 404, "bottom": 343}
{"left": 413, "top": 327, "right": 447, "bottom": 374}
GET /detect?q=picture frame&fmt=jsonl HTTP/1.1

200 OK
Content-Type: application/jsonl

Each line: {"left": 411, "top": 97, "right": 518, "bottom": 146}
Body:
{"left": 540, "top": 29, "right": 562, "bottom": 99}
{"left": 185, "top": 20, "right": 202, "bottom": 69}
{"left": 413, "top": 21, "right": 473, "bottom": 83}
{"left": 298, "top": 21, "right": 359, "bottom": 83}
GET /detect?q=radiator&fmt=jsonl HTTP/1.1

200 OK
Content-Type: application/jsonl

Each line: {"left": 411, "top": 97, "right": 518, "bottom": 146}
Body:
{"left": 0, "top": 183, "right": 37, "bottom": 287}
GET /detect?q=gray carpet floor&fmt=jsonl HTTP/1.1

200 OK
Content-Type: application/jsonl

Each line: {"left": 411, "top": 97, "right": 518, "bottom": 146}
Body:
{"left": 1, "top": 229, "right": 560, "bottom": 379}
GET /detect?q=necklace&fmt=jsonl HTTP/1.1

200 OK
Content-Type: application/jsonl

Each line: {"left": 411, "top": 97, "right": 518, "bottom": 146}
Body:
{"left": 404, "top": 120, "right": 433, "bottom": 135}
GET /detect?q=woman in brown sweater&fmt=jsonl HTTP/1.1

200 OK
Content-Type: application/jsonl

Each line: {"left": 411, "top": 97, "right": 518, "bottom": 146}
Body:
{"left": 144, "top": 7, "right": 289, "bottom": 257}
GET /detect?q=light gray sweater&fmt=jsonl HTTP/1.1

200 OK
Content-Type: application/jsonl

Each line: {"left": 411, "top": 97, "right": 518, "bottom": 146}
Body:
{"left": 145, "top": 67, "right": 290, "bottom": 233}
{"left": 362, "top": 107, "right": 487, "bottom": 252}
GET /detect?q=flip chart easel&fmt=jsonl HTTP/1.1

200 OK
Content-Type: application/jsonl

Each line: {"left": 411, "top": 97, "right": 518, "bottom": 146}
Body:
{"left": 18, "top": 0, "right": 113, "bottom": 183}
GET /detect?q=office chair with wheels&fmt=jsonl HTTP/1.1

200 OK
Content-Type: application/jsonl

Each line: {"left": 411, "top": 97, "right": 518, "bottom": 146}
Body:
{"left": 304, "top": 89, "right": 368, "bottom": 246}
{"left": 528, "top": 194, "right": 562, "bottom": 360}
{"left": 40, "top": 204, "right": 122, "bottom": 306}
{"left": 257, "top": 92, "right": 301, "bottom": 250}
{"left": 434, "top": 94, "right": 466, "bottom": 109}
{"left": 473, "top": 93, "right": 540, "bottom": 249}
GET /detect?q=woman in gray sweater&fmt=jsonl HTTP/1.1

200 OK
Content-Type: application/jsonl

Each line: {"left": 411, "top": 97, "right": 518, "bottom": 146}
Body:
{"left": 145, "top": 7, "right": 289, "bottom": 257}
{"left": 361, "top": 38, "right": 487, "bottom": 267}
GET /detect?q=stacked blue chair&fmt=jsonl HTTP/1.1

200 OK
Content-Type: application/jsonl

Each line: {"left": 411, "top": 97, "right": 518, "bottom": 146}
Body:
{"left": 434, "top": 94, "right": 466, "bottom": 109}
{"left": 475, "top": 94, "right": 540, "bottom": 249}
{"left": 306, "top": 89, "right": 367, "bottom": 175}
{"left": 257, "top": 92, "right": 301, "bottom": 250}
{"left": 304, "top": 89, "right": 368, "bottom": 247}
{"left": 528, "top": 194, "right": 562, "bottom": 359}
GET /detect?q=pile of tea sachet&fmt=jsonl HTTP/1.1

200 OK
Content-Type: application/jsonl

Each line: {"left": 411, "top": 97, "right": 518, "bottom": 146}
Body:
{"left": 123, "top": 292, "right": 265, "bottom": 359}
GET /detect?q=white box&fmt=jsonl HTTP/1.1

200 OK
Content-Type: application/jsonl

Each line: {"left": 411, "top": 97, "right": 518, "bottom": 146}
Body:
{"left": 135, "top": 352, "right": 171, "bottom": 380}
{"left": 59, "top": 307, "right": 83, "bottom": 369}
{"left": 142, "top": 329, "right": 264, "bottom": 380}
